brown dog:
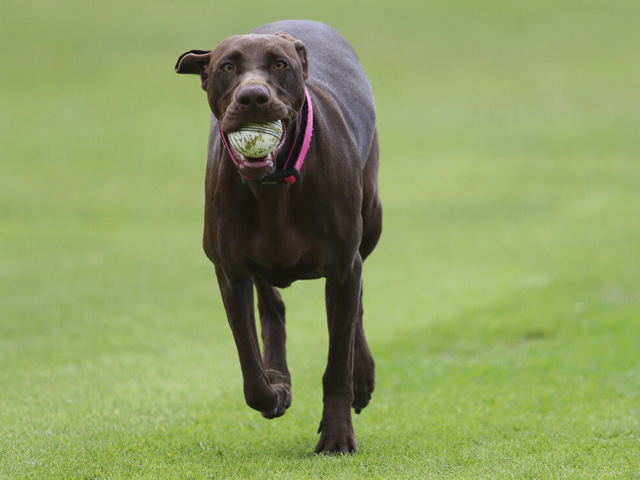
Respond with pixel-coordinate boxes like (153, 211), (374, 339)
(175, 20), (382, 454)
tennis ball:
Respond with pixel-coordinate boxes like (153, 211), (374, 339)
(228, 120), (284, 158)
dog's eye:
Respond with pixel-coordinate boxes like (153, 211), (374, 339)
(220, 63), (234, 73)
(274, 61), (287, 70)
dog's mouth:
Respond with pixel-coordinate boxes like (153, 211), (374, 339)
(230, 124), (287, 180)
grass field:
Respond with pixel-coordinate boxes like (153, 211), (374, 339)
(2, 0), (639, 478)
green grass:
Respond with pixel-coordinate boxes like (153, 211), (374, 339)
(2, 0), (639, 478)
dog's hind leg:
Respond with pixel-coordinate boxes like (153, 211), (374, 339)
(255, 277), (292, 418)
(215, 267), (291, 419)
(352, 129), (381, 414)
(352, 288), (375, 414)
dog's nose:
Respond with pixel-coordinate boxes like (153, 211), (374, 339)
(236, 85), (271, 108)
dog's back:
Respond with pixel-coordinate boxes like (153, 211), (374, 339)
(252, 20), (376, 164)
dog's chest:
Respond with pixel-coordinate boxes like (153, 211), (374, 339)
(241, 228), (325, 287)
(207, 210), (327, 286)
(205, 182), (360, 286)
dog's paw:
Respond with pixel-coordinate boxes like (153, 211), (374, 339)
(261, 370), (292, 419)
(314, 427), (358, 455)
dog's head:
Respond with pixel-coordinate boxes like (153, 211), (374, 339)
(176, 32), (308, 179)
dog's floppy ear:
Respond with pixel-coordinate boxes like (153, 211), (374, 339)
(274, 32), (308, 80)
(175, 50), (212, 91)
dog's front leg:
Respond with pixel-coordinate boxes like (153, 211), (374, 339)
(315, 254), (363, 455)
(255, 277), (292, 418)
(215, 266), (291, 418)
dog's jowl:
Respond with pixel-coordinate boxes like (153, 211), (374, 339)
(175, 20), (382, 454)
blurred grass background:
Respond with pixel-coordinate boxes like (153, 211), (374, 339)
(1, 0), (639, 478)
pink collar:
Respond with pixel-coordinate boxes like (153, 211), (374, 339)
(220, 86), (314, 185)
